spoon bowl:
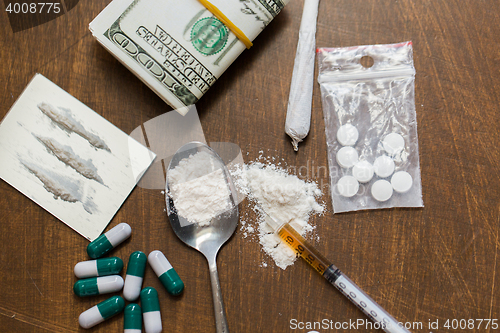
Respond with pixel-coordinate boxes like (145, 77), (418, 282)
(166, 142), (238, 333)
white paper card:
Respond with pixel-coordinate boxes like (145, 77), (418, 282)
(0, 74), (156, 241)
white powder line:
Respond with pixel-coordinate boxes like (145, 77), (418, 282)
(37, 102), (111, 152)
(33, 134), (104, 185)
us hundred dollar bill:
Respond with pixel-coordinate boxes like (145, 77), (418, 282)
(90, 0), (290, 114)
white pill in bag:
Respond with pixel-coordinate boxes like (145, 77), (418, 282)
(336, 147), (359, 168)
(337, 124), (359, 146)
(391, 171), (413, 193)
(383, 133), (405, 156)
(337, 176), (359, 198)
(371, 180), (393, 202)
(317, 42), (424, 213)
(352, 161), (374, 183)
(373, 156), (395, 178)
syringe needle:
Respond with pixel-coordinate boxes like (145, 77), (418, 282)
(265, 214), (411, 333)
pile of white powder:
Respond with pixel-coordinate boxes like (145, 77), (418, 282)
(168, 151), (231, 226)
(232, 161), (324, 269)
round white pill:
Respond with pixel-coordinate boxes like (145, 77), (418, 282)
(382, 133), (405, 155)
(337, 176), (359, 197)
(352, 161), (374, 183)
(373, 155), (395, 178)
(337, 124), (359, 146)
(336, 147), (359, 168)
(371, 180), (393, 202)
(391, 171), (413, 193)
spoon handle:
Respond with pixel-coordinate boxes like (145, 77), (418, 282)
(208, 256), (229, 333)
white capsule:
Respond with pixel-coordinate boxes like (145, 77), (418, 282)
(149, 250), (184, 296)
(123, 251), (147, 301)
(373, 155), (395, 178)
(73, 275), (124, 297)
(141, 287), (162, 333)
(87, 223), (132, 258)
(336, 146), (359, 168)
(124, 275), (144, 301)
(337, 124), (359, 146)
(148, 251), (173, 276)
(74, 261), (98, 278)
(74, 257), (123, 278)
(371, 180), (393, 202)
(391, 171), (413, 193)
(143, 311), (162, 333)
(79, 296), (125, 329)
(124, 303), (142, 333)
(98, 275), (124, 294)
(79, 305), (104, 329)
(106, 223), (132, 247)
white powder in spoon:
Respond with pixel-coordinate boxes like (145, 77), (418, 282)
(232, 161), (324, 269)
(168, 151), (231, 226)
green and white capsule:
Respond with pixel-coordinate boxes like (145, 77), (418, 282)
(73, 275), (124, 297)
(148, 250), (184, 296)
(74, 257), (124, 278)
(87, 223), (132, 258)
(141, 287), (162, 333)
(124, 303), (142, 333)
(123, 251), (147, 301)
(79, 295), (125, 329)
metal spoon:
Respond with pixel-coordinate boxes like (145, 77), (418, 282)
(165, 142), (238, 333)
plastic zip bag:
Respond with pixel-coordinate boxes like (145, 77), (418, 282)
(317, 42), (423, 213)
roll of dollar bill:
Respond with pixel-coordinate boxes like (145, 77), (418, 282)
(90, 0), (290, 114)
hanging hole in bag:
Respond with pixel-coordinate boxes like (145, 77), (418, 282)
(360, 55), (374, 68)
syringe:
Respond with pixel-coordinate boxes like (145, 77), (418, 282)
(264, 214), (411, 333)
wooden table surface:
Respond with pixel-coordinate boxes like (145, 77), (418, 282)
(1, 0), (499, 332)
